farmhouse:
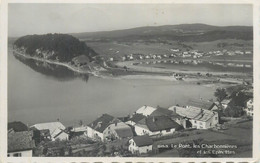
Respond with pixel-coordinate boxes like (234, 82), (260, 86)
(128, 135), (153, 155)
(168, 106), (219, 129)
(30, 121), (69, 141)
(86, 114), (120, 142)
(8, 131), (35, 157)
(103, 122), (133, 141)
(134, 115), (182, 136)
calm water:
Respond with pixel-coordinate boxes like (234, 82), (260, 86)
(8, 48), (216, 126)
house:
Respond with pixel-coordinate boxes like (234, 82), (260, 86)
(221, 99), (231, 109)
(246, 98), (253, 109)
(134, 115), (182, 136)
(244, 99), (253, 117)
(135, 105), (157, 117)
(70, 126), (88, 138)
(168, 106), (219, 129)
(86, 114), (120, 142)
(30, 122), (69, 141)
(8, 121), (28, 133)
(128, 135), (153, 155)
(109, 57), (114, 61)
(103, 122), (133, 141)
(8, 131), (35, 157)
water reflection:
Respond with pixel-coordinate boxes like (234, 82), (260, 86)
(14, 53), (89, 82)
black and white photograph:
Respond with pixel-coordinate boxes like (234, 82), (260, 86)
(7, 2), (256, 158)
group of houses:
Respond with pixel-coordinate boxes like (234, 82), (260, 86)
(8, 93), (254, 156)
(8, 101), (220, 156)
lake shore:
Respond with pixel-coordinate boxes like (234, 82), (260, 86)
(12, 49), (250, 85)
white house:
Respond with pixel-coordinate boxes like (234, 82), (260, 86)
(86, 114), (119, 142)
(30, 121), (69, 141)
(103, 122), (133, 141)
(244, 99), (253, 117)
(8, 131), (35, 157)
(168, 106), (219, 129)
(128, 135), (153, 155)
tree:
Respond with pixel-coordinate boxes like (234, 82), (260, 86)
(224, 105), (244, 117)
(214, 88), (227, 110)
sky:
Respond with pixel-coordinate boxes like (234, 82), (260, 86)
(8, 3), (253, 37)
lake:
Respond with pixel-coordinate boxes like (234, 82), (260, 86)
(8, 47), (216, 127)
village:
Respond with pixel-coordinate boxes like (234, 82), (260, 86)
(8, 83), (253, 157)
(105, 48), (252, 68)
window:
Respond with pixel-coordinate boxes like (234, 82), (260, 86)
(7, 154), (10, 157)
(13, 153), (21, 157)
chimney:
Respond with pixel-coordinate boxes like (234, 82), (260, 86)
(98, 122), (102, 128)
(115, 121), (117, 127)
(152, 117), (156, 122)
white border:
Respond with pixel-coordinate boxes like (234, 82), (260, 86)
(1, 0), (259, 162)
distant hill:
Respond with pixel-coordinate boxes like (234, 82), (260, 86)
(14, 34), (97, 62)
(72, 24), (253, 42)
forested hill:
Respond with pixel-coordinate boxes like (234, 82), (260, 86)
(72, 24), (253, 42)
(14, 34), (97, 62)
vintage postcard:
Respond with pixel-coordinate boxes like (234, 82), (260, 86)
(1, 0), (259, 162)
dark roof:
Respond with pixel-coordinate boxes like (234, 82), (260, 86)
(150, 107), (173, 117)
(146, 115), (182, 132)
(132, 135), (153, 147)
(129, 114), (146, 123)
(88, 114), (119, 133)
(8, 131), (35, 153)
(187, 99), (216, 110)
(8, 121), (28, 132)
(115, 128), (133, 138)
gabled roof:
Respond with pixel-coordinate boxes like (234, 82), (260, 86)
(169, 106), (216, 122)
(129, 114), (146, 123)
(88, 114), (119, 133)
(8, 131), (35, 153)
(8, 121), (28, 132)
(132, 135), (153, 147)
(136, 105), (157, 116)
(146, 116), (181, 132)
(150, 107), (173, 117)
(187, 99), (216, 110)
(115, 127), (133, 138)
(30, 121), (66, 139)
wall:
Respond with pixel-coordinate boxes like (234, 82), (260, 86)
(128, 139), (152, 154)
(8, 150), (32, 157)
(86, 126), (104, 141)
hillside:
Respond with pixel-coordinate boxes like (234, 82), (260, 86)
(72, 24), (253, 42)
(14, 34), (97, 62)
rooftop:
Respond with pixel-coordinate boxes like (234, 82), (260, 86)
(88, 114), (119, 133)
(8, 121), (28, 132)
(132, 135), (153, 147)
(186, 99), (216, 110)
(115, 127), (133, 138)
(30, 121), (66, 139)
(8, 131), (35, 153)
(136, 105), (157, 116)
(169, 106), (216, 122)
(146, 115), (182, 132)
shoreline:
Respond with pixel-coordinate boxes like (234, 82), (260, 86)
(12, 49), (251, 84)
